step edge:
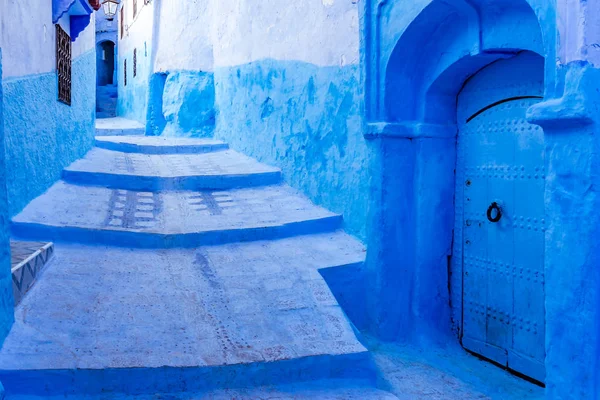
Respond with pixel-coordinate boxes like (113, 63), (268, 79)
(93, 140), (231, 155)
(61, 169), (283, 191)
(0, 350), (376, 397)
(10, 214), (344, 248)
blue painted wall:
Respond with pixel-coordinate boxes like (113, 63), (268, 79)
(161, 70), (216, 137)
(528, 60), (600, 400)
(118, 45), (151, 123)
(3, 50), (96, 216)
(145, 72), (167, 136)
(214, 60), (370, 239)
(0, 49), (15, 347)
(117, 0), (154, 123)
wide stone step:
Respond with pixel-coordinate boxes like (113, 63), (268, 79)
(96, 117), (145, 136)
(63, 148), (281, 191)
(11, 183), (342, 248)
(95, 135), (230, 154)
(0, 233), (372, 396)
(5, 382), (398, 399)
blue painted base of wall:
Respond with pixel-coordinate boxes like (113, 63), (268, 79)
(145, 72), (167, 136)
(214, 59), (369, 240)
(3, 50), (96, 217)
(161, 71), (216, 138)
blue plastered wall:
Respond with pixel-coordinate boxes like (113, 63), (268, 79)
(117, 0), (154, 123)
(0, 49), (15, 347)
(2, 2), (96, 217)
(528, 61), (600, 400)
(145, 1), (216, 137)
(4, 53), (96, 216)
(212, 1), (370, 240)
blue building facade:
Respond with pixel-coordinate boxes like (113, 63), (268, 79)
(1, 0), (97, 217)
(0, 0), (97, 330)
(0, 0), (598, 398)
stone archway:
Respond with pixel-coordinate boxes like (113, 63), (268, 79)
(96, 40), (116, 86)
(96, 39), (118, 118)
(363, 0), (547, 351)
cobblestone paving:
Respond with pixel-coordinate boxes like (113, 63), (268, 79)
(0, 233), (366, 371)
(13, 182), (340, 236)
(65, 148), (280, 178)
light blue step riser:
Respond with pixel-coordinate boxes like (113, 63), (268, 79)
(61, 170), (282, 191)
(0, 352), (375, 397)
(10, 216), (343, 249)
(95, 129), (146, 137)
(96, 112), (117, 119)
(94, 140), (230, 154)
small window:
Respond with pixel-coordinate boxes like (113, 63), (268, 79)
(56, 24), (72, 106)
(133, 0), (138, 18)
(120, 6), (124, 39)
(133, 49), (137, 77)
(124, 59), (127, 86)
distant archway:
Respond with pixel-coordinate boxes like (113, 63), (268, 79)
(96, 40), (116, 86)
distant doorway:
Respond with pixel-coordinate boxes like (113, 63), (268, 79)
(97, 41), (115, 86)
(96, 40), (118, 118)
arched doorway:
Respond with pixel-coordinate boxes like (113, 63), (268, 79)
(456, 51), (545, 382)
(364, 0), (549, 384)
(97, 41), (115, 86)
(96, 40), (118, 118)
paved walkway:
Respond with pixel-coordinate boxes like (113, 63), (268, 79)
(1, 133), (389, 398)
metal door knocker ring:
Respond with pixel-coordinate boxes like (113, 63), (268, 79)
(487, 202), (502, 223)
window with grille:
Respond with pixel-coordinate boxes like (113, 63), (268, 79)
(120, 6), (124, 39)
(124, 59), (127, 86)
(133, 49), (137, 77)
(133, 0), (138, 18)
(56, 24), (72, 106)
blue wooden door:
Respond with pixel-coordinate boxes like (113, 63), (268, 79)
(457, 52), (546, 383)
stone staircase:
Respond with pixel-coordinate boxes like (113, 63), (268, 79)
(96, 85), (117, 119)
(0, 130), (397, 398)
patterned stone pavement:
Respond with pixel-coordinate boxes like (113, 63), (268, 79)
(65, 148), (279, 179)
(11, 182), (341, 247)
(0, 234), (373, 395)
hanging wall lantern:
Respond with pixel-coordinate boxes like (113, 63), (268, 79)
(102, 0), (119, 20)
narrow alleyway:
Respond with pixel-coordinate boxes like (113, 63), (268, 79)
(0, 119), (546, 399)
(0, 119), (547, 399)
(0, 121), (394, 398)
